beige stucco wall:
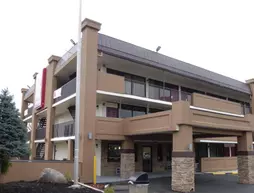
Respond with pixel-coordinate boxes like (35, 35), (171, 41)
(201, 157), (237, 172)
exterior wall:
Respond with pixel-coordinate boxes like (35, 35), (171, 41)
(201, 157), (237, 172)
(101, 141), (120, 176)
(96, 103), (105, 117)
(54, 110), (73, 124)
(124, 111), (172, 135)
(192, 93), (242, 114)
(53, 141), (68, 160)
(95, 140), (102, 176)
(0, 161), (74, 183)
(101, 141), (170, 176)
(97, 71), (125, 93)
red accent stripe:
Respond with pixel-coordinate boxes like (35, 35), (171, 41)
(40, 68), (47, 109)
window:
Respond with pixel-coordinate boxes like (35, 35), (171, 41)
(148, 79), (179, 102)
(120, 105), (133, 118)
(106, 107), (119, 118)
(210, 143), (224, 157)
(149, 79), (163, 100)
(120, 104), (146, 118)
(157, 144), (163, 161)
(107, 68), (146, 97)
(108, 143), (121, 162)
(134, 144), (138, 162)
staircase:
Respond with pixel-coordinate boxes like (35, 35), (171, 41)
(35, 143), (45, 160)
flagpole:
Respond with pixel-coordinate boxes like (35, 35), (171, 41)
(74, 0), (82, 185)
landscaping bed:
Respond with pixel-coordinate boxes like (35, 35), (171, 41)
(0, 181), (102, 193)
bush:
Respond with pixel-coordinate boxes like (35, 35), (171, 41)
(104, 185), (115, 193)
(1, 159), (12, 175)
(64, 172), (72, 182)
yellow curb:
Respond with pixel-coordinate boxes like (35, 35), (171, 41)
(232, 172), (238, 175)
(211, 172), (226, 175)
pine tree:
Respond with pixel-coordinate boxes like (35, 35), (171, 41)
(0, 88), (29, 173)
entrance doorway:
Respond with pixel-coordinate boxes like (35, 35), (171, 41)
(142, 146), (152, 172)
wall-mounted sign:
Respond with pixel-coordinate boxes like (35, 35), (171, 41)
(53, 87), (62, 99)
(34, 68), (47, 110)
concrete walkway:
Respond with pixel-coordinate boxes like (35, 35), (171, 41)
(113, 175), (254, 193)
(96, 172), (171, 184)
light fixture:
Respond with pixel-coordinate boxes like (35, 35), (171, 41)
(156, 46), (161, 53)
(70, 39), (76, 45)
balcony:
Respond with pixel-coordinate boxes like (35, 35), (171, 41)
(53, 72), (125, 104)
(124, 111), (172, 135)
(52, 121), (75, 138)
(54, 78), (76, 103)
(97, 71), (125, 93)
(191, 93), (242, 114)
(24, 106), (33, 119)
(55, 45), (77, 74)
(35, 128), (45, 140)
(24, 84), (35, 102)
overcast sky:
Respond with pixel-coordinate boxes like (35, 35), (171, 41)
(0, 0), (254, 110)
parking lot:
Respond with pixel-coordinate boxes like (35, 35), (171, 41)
(116, 174), (254, 193)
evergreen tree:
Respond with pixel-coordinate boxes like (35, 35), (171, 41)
(0, 88), (29, 173)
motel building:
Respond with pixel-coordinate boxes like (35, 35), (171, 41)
(19, 18), (254, 192)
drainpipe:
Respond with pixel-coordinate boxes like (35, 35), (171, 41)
(229, 147), (232, 157)
(119, 100), (122, 118)
(207, 143), (211, 157)
(179, 86), (182, 101)
(146, 78), (149, 98)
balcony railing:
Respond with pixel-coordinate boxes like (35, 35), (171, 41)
(35, 128), (45, 140)
(24, 84), (35, 100)
(55, 45), (77, 73)
(54, 78), (76, 103)
(52, 121), (75, 138)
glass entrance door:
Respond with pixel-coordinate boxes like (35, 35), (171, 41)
(142, 146), (152, 172)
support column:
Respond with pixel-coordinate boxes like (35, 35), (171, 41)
(30, 73), (38, 160)
(246, 79), (254, 113)
(68, 139), (74, 161)
(120, 137), (135, 179)
(78, 18), (101, 183)
(20, 88), (28, 119)
(44, 55), (60, 160)
(172, 125), (194, 192)
(237, 131), (254, 184)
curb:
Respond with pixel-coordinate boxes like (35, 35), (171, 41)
(208, 171), (238, 175)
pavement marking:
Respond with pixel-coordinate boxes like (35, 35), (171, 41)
(208, 171), (238, 175)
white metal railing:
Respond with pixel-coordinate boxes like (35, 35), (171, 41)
(55, 44), (77, 72)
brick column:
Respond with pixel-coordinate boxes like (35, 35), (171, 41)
(172, 125), (194, 192)
(237, 131), (254, 184)
(78, 18), (101, 183)
(20, 88), (28, 119)
(68, 139), (74, 161)
(44, 55), (60, 160)
(246, 79), (254, 113)
(120, 138), (135, 179)
(30, 73), (38, 160)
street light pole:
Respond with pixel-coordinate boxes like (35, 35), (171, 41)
(74, 0), (82, 185)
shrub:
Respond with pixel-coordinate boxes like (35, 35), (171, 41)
(104, 185), (115, 193)
(64, 172), (72, 182)
(1, 159), (12, 175)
